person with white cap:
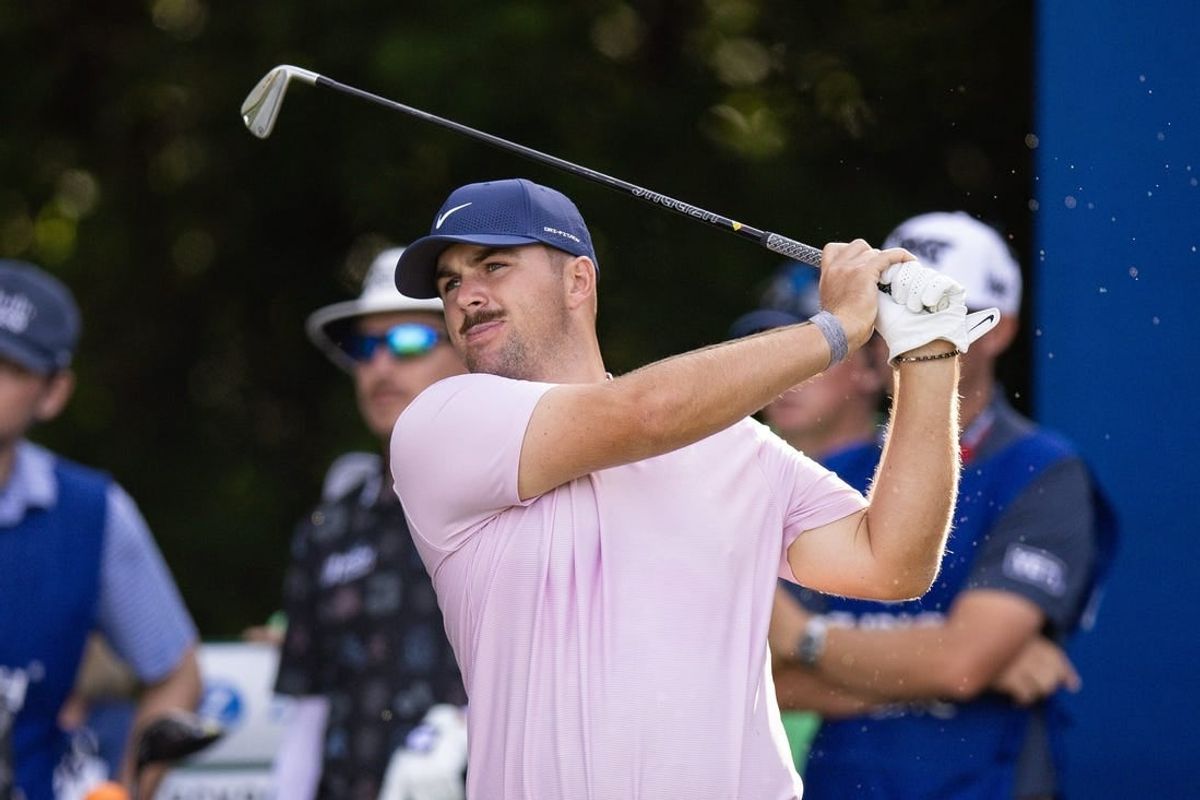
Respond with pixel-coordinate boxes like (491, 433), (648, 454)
(387, 178), (1001, 800)
(0, 260), (201, 800)
(770, 212), (1118, 800)
(269, 248), (468, 800)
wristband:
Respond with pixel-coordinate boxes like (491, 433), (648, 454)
(809, 310), (848, 368)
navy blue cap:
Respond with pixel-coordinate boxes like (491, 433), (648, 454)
(395, 178), (598, 298)
(728, 262), (821, 339)
(0, 260), (80, 374)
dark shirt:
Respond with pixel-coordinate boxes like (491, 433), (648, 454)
(275, 466), (464, 800)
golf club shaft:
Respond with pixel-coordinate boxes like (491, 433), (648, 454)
(312, 74), (824, 267)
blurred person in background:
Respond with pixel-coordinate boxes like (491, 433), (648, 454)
(0, 260), (201, 800)
(769, 214), (1118, 800)
(270, 248), (468, 800)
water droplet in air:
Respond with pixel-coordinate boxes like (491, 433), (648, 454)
(1064, 196), (1077, 208)
(1129, 267), (1139, 278)
(1098, 286), (1108, 293)
(1152, 317), (1160, 325)
(1025, 134), (1040, 149)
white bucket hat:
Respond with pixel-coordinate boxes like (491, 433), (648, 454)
(306, 246), (444, 372)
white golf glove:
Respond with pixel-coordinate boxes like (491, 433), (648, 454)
(377, 705), (467, 800)
(880, 261), (964, 312)
(876, 262), (1001, 362)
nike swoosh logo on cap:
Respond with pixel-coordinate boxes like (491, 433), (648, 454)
(436, 202), (473, 229)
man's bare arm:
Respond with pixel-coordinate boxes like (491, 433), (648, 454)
(518, 241), (902, 500)
(785, 346), (959, 600)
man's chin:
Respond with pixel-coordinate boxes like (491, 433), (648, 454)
(466, 357), (528, 381)
(366, 402), (410, 436)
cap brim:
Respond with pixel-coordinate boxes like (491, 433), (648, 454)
(394, 233), (543, 298)
(728, 308), (805, 339)
(0, 334), (56, 374)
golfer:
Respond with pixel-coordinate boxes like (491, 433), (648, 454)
(389, 178), (993, 799)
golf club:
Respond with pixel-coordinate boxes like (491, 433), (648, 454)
(240, 65), (825, 267)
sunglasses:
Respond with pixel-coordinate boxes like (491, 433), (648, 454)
(339, 323), (445, 362)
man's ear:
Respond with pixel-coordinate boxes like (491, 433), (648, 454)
(35, 369), (75, 422)
(563, 255), (598, 312)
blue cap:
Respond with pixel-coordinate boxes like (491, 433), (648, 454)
(728, 262), (821, 338)
(395, 178), (598, 298)
(0, 260), (80, 374)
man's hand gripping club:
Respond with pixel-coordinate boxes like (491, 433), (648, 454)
(875, 261), (1002, 362)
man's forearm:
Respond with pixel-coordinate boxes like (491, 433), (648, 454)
(524, 321), (845, 499)
(774, 664), (883, 717)
(814, 624), (975, 701)
(616, 321), (835, 455)
(861, 350), (960, 596)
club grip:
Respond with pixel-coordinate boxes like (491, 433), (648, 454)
(764, 234), (823, 267)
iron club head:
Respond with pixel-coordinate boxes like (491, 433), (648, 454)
(240, 64), (320, 138)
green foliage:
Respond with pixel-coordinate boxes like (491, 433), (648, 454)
(0, 0), (1033, 635)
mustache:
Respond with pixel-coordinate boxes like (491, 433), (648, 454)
(461, 309), (505, 336)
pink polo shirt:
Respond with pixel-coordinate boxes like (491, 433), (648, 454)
(392, 373), (867, 800)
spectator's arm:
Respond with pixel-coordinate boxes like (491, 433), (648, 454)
(119, 644), (202, 794)
(96, 483), (201, 793)
(773, 664), (881, 718)
(775, 590), (1045, 702)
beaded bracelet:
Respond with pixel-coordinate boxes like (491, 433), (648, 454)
(894, 348), (962, 364)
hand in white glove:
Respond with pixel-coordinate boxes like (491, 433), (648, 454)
(377, 705), (467, 800)
(879, 261), (965, 313)
(875, 262), (1001, 362)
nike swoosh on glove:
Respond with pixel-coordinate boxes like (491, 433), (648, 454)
(875, 293), (1001, 363)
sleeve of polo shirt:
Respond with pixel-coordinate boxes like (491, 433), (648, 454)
(964, 457), (1098, 633)
(751, 422), (869, 581)
(95, 483), (199, 683)
(391, 373), (553, 553)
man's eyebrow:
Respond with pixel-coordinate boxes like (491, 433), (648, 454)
(469, 247), (519, 264)
(436, 247), (521, 279)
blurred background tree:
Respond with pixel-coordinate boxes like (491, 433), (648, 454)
(0, 0), (1032, 635)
